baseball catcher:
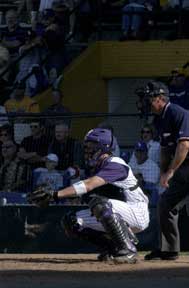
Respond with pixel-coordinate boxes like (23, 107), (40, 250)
(28, 128), (149, 263)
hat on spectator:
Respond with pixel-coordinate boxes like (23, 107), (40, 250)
(46, 153), (59, 162)
(134, 141), (148, 152)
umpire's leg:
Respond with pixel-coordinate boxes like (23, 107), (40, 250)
(159, 165), (189, 252)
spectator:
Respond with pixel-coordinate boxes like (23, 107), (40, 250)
(164, 0), (189, 38)
(35, 8), (67, 82)
(5, 81), (41, 144)
(0, 9), (28, 60)
(0, 45), (10, 105)
(129, 123), (160, 166)
(44, 88), (70, 114)
(129, 140), (160, 206)
(15, 30), (49, 97)
(0, 139), (31, 192)
(0, 124), (13, 165)
(120, 0), (156, 40)
(76, 0), (95, 42)
(48, 122), (84, 170)
(52, 0), (72, 36)
(0, 124), (13, 143)
(129, 140), (160, 250)
(43, 88), (71, 131)
(18, 0), (40, 24)
(18, 120), (50, 169)
(0, 106), (9, 127)
(4, 81), (40, 113)
(33, 151), (82, 205)
(168, 67), (189, 110)
(33, 153), (65, 190)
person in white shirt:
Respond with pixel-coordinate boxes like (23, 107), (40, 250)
(129, 140), (160, 206)
(129, 123), (160, 166)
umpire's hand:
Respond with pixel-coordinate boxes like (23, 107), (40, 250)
(160, 169), (174, 188)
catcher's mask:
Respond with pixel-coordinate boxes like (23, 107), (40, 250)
(84, 128), (114, 167)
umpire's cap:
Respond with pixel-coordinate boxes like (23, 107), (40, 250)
(145, 81), (169, 98)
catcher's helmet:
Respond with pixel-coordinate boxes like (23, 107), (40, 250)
(144, 81), (169, 98)
(84, 128), (113, 152)
(84, 128), (114, 167)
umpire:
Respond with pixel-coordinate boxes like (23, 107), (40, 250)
(143, 80), (189, 260)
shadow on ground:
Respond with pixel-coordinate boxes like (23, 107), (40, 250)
(0, 262), (189, 288)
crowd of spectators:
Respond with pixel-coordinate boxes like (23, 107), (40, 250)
(0, 119), (85, 199)
(0, 2), (188, 195)
(0, 0), (188, 106)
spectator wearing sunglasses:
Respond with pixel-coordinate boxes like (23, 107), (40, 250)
(18, 120), (50, 169)
(129, 123), (160, 166)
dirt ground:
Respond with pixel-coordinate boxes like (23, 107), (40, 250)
(0, 254), (188, 288)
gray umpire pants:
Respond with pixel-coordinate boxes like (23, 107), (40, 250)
(159, 162), (189, 252)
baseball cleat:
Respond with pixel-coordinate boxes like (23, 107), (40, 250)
(113, 251), (137, 264)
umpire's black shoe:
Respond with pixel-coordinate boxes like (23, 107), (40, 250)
(144, 250), (162, 260)
(144, 250), (178, 261)
(161, 251), (179, 260)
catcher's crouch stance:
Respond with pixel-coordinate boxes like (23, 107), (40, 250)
(29, 128), (149, 264)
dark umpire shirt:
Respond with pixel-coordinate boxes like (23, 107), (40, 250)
(154, 102), (189, 160)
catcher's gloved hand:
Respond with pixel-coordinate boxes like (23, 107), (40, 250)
(27, 184), (59, 208)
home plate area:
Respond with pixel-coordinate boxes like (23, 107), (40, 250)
(0, 254), (189, 288)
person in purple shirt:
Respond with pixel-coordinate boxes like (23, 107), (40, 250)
(36, 127), (149, 263)
(142, 81), (189, 261)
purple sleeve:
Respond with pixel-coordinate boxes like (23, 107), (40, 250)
(96, 161), (129, 183)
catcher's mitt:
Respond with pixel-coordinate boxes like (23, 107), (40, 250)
(27, 184), (58, 208)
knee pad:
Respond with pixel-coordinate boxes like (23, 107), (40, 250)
(88, 196), (112, 220)
(61, 211), (80, 237)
